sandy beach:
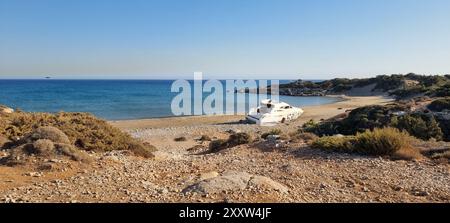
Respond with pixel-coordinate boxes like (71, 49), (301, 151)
(110, 96), (392, 130)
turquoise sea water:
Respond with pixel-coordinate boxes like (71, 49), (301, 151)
(0, 80), (339, 120)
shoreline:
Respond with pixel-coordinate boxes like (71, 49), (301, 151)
(110, 95), (394, 130)
(105, 94), (346, 121)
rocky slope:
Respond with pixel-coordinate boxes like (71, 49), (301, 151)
(1, 122), (449, 203)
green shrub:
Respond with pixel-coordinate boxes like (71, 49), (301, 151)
(302, 119), (341, 136)
(428, 98), (450, 112)
(435, 117), (450, 141)
(353, 128), (414, 155)
(261, 129), (282, 139)
(431, 84), (450, 97)
(311, 135), (355, 153)
(393, 114), (443, 141)
(311, 128), (416, 156)
(303, 102), (448, 142)
(302, 120), (319, 132)
(392, 86), (427, 98)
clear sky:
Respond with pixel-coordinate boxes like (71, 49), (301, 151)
(1, 0), (449, 79)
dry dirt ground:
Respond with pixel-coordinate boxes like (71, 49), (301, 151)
(1, 96), (449, 203)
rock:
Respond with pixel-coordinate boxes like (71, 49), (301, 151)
(266, 135), (280, 142)
(25, 172), (43, 177)
(248, 176), (289, 194)
(411, 187), (429, 197)
(157, 188), (169, 194)
(38, 163), (55, 170)
(199, 171), (219, 180)
(0, 105), (14, 114)
(183, 171), (288, 195)
(141, 180), (158, 190)
(183, 171), (252, 194)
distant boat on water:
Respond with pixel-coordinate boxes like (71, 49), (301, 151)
(45, 76), (51, 79)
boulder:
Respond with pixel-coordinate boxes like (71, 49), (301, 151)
(199, 171), (219, 180)
(183, 171), (289, 194)
(0, 105), (14, 114)
(266, 135), (281, 142)
(248, 176), (289, 194)
(183, 171), (251, 194)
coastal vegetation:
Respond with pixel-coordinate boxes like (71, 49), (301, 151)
(209, 132), (252, 152)
(302, 98), (449, 142)
(0, 109), (156, 166)
(428, 97), (450, 112)
(278, 73), (450, 98)
(311, 128), (422, 160)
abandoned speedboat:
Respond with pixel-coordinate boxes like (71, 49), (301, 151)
(246, 99), (304, 126)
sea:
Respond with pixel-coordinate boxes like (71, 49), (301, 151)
(0, 79), (340, 120)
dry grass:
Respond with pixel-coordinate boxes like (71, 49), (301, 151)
(31, 139), (55, 156)
(289, 131), (319, 143)
(353, 128), (415, 156)
(128, 142), (157, 158)
(25, 126), (70, 144)
(209, 132), (252, 153)
(311, 135), (355, 153)
(55, 143), (93, 163)
(311, 127), (422, 160)
(0, 111), (156, 159)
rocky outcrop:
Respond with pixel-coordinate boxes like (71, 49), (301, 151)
(183, 171), (289, 195)
(0, 105), (14, 114)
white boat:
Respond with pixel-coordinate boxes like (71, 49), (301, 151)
(246, 99), (304, 126)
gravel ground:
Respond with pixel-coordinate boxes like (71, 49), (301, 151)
(1, 123), (449, 203)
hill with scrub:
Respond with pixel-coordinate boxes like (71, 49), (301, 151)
(277, 73), (450, 98)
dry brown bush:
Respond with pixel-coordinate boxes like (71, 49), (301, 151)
(31, 139), (55, 156)
(0, 111), (156, 155)
(26, 127), (70, 144)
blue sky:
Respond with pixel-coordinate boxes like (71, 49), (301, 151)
(0, 0), (449, 79)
